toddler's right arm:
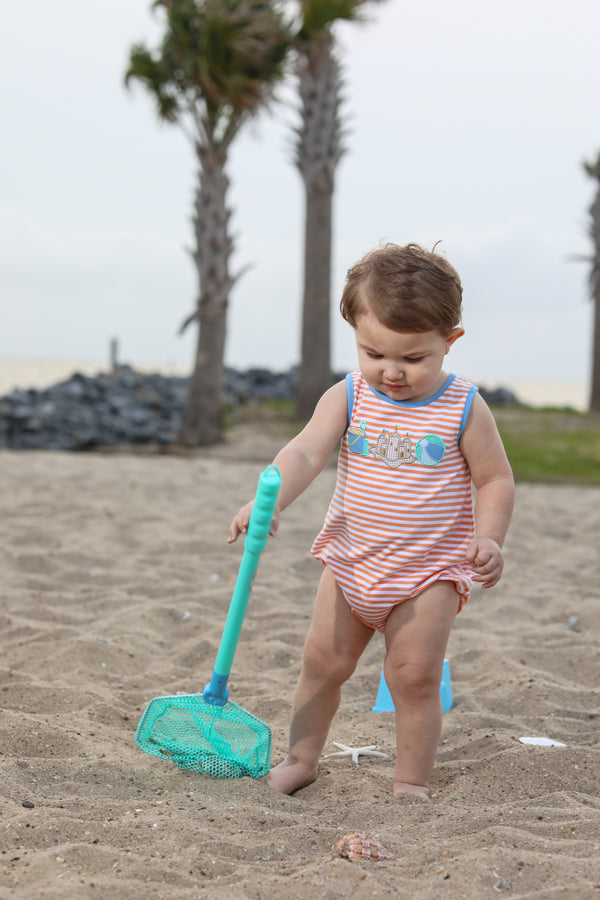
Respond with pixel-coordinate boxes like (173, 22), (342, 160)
(227, 379), (348, 543)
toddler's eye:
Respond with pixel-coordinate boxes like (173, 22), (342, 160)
(405, 356), (424, 363)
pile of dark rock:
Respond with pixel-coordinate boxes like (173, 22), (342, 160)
(0, 365), (517, 451)
(0, 366), (299, 451)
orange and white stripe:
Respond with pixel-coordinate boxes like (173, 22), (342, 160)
(311, 371), (478, 630)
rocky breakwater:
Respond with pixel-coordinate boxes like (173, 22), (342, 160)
(0, 366), (516, 451)
(0, 366), (299, 450)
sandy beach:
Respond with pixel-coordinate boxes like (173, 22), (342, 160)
(1, 423), (599, 899)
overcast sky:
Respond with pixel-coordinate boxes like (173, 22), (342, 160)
(2, 0), (599, 393)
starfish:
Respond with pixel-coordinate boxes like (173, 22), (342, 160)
(323, 741), (390, 766)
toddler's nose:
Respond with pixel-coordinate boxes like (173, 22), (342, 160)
(384, 364), (404, 382)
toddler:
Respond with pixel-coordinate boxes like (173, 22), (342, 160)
(229, 243), (515, 800)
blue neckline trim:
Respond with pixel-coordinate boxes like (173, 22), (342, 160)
(368, 373), (456, 407)
(346, 372), (478, 447)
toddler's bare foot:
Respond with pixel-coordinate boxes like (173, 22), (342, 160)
(266, 758), (318, 795)
(393, 781), (431, 802)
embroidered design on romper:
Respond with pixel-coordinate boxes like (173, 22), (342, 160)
(415, 434), (446, 466)
(371, 428), (416, 468)
(415, 434), (446, 465)
(347, 420), (447, 468)
(347, 420), (369, 456)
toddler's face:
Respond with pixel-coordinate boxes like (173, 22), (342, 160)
(354, 309), (463, 403)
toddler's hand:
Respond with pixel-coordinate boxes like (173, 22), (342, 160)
(228, 501), (254, 543)
(465, 536), (504, 588)
(227, 502), (280, 543)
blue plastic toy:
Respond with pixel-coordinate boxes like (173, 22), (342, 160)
(373, 658), (453, 713)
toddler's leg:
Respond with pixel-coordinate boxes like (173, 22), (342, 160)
(268, 566), (373, 794)
(383, 581), (459, 800)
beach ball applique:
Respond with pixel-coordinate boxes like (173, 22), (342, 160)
(415, 434), (446, 466)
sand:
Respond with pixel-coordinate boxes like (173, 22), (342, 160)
(1, 424), (599, 899)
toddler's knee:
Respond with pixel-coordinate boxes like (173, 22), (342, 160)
(384, 659), (440, 700)
(302, 639), (357, 684)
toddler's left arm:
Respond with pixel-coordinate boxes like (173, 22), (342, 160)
(460, 393), (515, 589)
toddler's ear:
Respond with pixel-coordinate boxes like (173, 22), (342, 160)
(445, 327), (464, 353)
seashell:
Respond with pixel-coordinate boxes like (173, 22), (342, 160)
(336, 832), (395, 861)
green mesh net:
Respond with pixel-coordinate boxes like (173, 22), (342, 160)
(135, 693), (271, 778)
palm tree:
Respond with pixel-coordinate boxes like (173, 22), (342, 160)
(125, 0), (290, 445)
(583, 153), (600, 413)
(293, 0), (385, 420)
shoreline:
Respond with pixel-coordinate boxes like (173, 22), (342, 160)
(0, 357), (589, 411)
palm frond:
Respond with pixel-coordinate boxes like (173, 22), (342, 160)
(298, 0), (385, 40)
(583, 152), (600, 181)
(126, 0), (292, 143)
(125, 44), (183, 123)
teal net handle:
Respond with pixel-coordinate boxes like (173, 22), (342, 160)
(203, 465), (281, 706)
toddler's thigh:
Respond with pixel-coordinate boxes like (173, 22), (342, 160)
(384, 580), (459, 673)
(304, 566), (373, 666)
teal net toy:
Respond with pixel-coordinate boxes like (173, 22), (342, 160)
(135, 465), (281, 779)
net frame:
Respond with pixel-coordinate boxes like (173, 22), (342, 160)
(135, 692), (272, 778)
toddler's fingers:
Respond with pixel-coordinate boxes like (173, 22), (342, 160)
(268, 506), (281, 537)
(227, 501), (254, 543)
(227, 516), (248, 543)
(466, 541), (491, 565)
(472, 557), (503, 587)
(466, 545), (488, 568)
(474, 554), (495, 572)
(479, 572), (501, 588)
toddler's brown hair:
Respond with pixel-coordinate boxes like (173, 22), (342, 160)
(340, 243), (463, 336)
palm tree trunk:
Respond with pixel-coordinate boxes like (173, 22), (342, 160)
(295, 33), (344, 420)
(591, 289), (600, 413)
(589, 188), (600, 413)
(586, 186), (600, 413)
(180, 306), (228, 446)
(297, 185), (333, 419)
(178, 144), (233, 446)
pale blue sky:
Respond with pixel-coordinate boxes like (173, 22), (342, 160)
(1, 0), (599, 393)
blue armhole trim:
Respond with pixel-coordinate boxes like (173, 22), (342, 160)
(346, 374), (354, 428)
(458, 385), (478, 443)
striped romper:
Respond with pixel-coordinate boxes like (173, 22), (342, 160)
(311, 371), (478, 631)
